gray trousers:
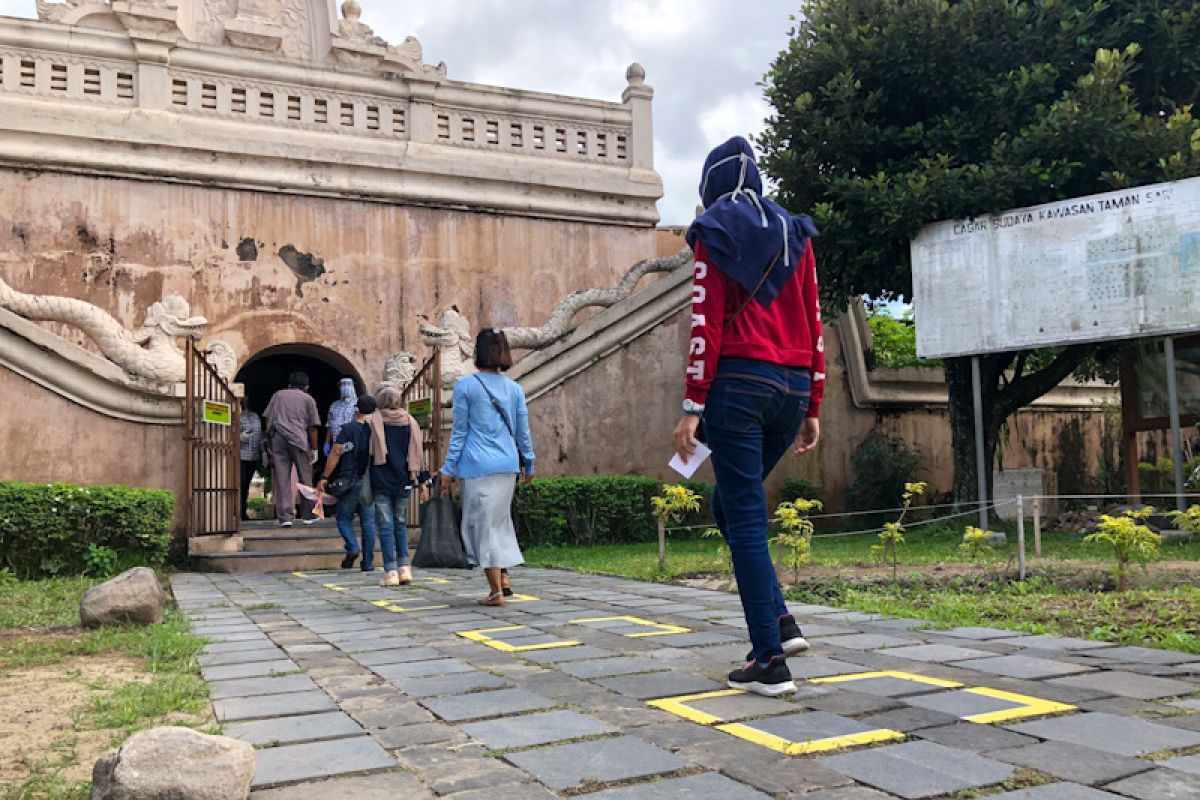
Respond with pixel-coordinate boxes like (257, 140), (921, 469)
(270, 434), (313, 523)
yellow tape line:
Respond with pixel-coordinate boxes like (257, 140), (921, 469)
(323, 583), (348, 592)
(292, 571), (308, 578)
(960, 687), (1075, 724)
(717, 722), (906, 755)
(646, 689), (743, 725)
(810, 670), (963, 689)
(570, 615), (692, 637)
(457, 626), (580, 653)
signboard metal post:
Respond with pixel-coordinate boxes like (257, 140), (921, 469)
(1164, 337), (1187, 511)
(971, 356), (988, 530)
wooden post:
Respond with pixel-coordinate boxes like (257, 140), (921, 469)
(1016, 495), (1026, 581)
(657, 520), (666, 571)
(1033, 495), (1042, 559)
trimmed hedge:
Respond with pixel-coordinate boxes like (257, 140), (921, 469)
(514, 476), (712, 548)
(0, 481), (174, 578)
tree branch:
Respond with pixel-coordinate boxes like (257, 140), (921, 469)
(994, 343), (1095, 419)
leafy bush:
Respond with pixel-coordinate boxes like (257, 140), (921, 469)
(0, 481), (173, 578)
(867, 309), (942, 369)
(779, 478), (823, 505)
(847, 432), (924, 522)
(1085, 507), (1161, 591)
(514, 476), (712, 548)
(774, 498), (821, 583)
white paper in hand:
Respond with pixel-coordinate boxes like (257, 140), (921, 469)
(669, 441), (711, 479)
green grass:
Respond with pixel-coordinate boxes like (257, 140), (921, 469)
(0, 576), (211, 799)
(524, 534), (1200, 653)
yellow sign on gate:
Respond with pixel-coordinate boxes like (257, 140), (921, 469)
(203, 400), (232, 426)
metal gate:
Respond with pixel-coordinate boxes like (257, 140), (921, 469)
(401, 351), (443, 528)
(185, 343), (241, 537)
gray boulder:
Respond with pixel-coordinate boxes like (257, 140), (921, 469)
(80, 567), (166, 628)
(91, 726), (256, 800)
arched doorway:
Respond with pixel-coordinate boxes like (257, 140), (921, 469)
(235, 343), (365, 446)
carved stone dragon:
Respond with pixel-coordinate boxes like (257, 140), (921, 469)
(0, 276), (207, 383)
(418, 306), (474, 390)
(504, 247), (692, 349)
(382, 350), (418, 391)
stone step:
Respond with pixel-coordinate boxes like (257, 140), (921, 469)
(191, 549), (346, 573)
(242, 532), (346, 554)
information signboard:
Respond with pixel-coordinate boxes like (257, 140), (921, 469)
(912, 176), (1200, 359)
(202, 400), (232, 426)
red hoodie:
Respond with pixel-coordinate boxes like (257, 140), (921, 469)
(684, 240), (825, 418)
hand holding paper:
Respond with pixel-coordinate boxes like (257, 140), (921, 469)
(669, 441), (711, 479)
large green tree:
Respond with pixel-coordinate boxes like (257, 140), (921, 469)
(760, 0), (1200, 506)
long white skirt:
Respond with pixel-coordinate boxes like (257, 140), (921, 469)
(460, 473), (523, 569)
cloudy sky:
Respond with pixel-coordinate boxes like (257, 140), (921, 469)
(0, 0), (801, 224)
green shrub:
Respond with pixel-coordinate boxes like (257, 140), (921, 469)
(780, 478), (823, 505)
(514, 475), (712, 548)
(0, 481), (173, 578)
(847, 432), (924, 524)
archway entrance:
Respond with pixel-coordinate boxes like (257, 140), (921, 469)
(236, 343), (364, 425)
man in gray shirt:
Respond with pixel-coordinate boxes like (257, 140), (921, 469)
(264, 371), (321, 526)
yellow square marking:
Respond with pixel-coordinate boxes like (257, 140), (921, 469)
(959, 687), (1075, 724)
(457, 625), (579, 653)
(810, 671), (963, 689)
(505, 593), (540, 603)
(370, 598), (448, 612)
(322, 583), (348, 593)
(646, 688), (905, 755)
(414, 576), (452, 584)
(292, 571), (308, 578)
(570, 615), (692, 637)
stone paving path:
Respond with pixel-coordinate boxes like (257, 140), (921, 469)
(171, 569), (1200, 799)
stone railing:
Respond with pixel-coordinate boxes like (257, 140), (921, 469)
(0, 15), (657, 224)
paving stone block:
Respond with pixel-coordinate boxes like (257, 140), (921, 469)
(787, 656), (870, 679)
(791, 788), (898, 800)
(949, 655), (1095, 680)
(801, 690), (905, 717)
(582, 772), (770, 799)
(593, 671), (725, 700)
(371, 722), (466, 749)
(686, 691), (801, 722)
(679, 738), (855, 795)
(1046, 670), (1196, 700)
(459, 709), (616, 749)
(356, 647), (449, 667)
(815, 633), (918, 650)
(214, 689), (338, 722)
(420, 687), (557, 722)
(934, 626), (1026, 640)
(198, 647), (288, 666)
(249, 770), (434, 799)
(989, 636), (1115, 651)
(743, 710), (898, 742)
(201, 659), (300, 682)
(371, 659), (476, 680)
(820, 740), (1015, 799)
(392, 671), (510, 699)
(990, 740), (1153, 785)
(651, 632), (740, 647)
(857, 706), (962, 732)
(634, 720), (739, 751)
(879, 644), (996, 662)
(1161, 753), (1200, 775)
(224, 710), (363, 746)
(519, 645), (615, 663)
(1008, 712), (1200, 756)
(1103, 767), (1200, 799)
(209, 674), (318, 699)
(905, 688), (1033, 718)
(250, 736), (396, 788)
(825, 676), (951, 698)
(913, 722), (1037, 752)
(984, 785), (1125, 799)
(503, 735), (684, 790)
(1097, 647), (1200, 665)
(557, 657), (664, 679)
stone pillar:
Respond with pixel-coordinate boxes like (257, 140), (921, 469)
(621, 63), (654, 171)
(407, 77), (438, 143)
(132, 39), (171, 110)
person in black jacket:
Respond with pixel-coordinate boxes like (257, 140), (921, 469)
(369, 385), (431, 586)
(317, 396), (378, 570)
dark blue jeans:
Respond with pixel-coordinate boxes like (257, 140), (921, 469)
(375, 487), (412, 571)
(335, 481), (377, 569)
(704, 358), (810, 665)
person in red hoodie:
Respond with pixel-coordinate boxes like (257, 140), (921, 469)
(674, 136), (824, 696)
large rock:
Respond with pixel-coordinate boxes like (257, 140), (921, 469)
(80, 567), (166, 628)
(91, 726), (256, 800)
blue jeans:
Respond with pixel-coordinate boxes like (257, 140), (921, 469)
(335, 480), (377, 569)
(704, 358), (810, 665)
(375, 487), (412, 571)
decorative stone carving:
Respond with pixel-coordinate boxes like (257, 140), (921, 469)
(223, 0), (284, 52)
(36, 0), (88, 23)
(505, 248), (692, 350)
(204, 340), (238, 382)
(419, 306), (474, 390)
(0, 277), (206, 384)
(382, 350), (418, 390)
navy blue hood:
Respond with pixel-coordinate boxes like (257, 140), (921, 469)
(686, 136), (818, 307)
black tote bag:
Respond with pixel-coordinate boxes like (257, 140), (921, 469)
(412, 484), (469, 569)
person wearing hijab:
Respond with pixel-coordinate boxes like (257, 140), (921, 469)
(325, 377), (358, 457)
(673, 136), (824, 697)
(439, 329), (535, 606)
(368, 385), (431, 586)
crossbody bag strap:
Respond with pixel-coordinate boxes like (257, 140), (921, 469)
(725, 248), (784, 329)
(473, 375), (519, 450)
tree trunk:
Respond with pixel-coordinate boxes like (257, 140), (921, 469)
(945, 346), (1096, 521)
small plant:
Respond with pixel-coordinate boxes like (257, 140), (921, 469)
(651, 484), (702, 570)
(83, 543), (120, 578)
(0, 567), (17, 588)
(1170, 504), (1200, 536)
(871, 482), (925, 582)
(959, 526), (994, 564)
(1084, 507), (1161, 591)
(847, 433), (924, 526)
(702, 527), (733, 582)
(774, 498), (822, 584)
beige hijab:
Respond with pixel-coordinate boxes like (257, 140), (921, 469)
(367, 385), (426, 481)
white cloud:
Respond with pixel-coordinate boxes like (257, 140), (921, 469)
(0, 0), (800, 226)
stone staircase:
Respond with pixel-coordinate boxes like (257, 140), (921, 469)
(190, 520), (347, 573)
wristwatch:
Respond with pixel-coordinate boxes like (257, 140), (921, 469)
(681, 399), (705, 416)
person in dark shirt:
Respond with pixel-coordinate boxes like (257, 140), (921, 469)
(368, 385), (430, 586)
(317, 396), (378, 570)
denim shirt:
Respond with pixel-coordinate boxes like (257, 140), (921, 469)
(440, 373), (535, 479)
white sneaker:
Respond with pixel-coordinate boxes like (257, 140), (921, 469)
(280, 520), (293, 528)
(380, 570), (400, 587)
(398, 565), (413, 585)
